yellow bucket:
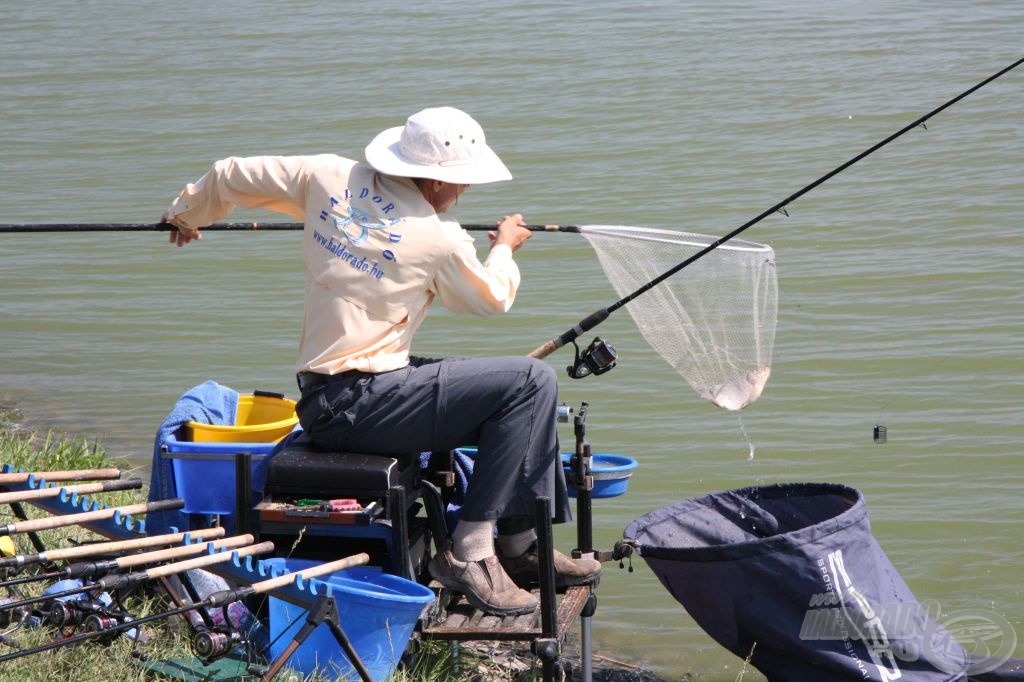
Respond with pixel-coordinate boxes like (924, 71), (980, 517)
(186, 393), (298, 443)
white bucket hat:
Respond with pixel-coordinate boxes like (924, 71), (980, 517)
(364, 107), (512, 185)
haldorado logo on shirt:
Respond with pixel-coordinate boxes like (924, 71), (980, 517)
(313, 191), (404, 280)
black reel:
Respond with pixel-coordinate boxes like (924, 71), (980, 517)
(49, 600), (89, 628)
(84, 613), (124, 644)
(567, 337), (617, 379)
(194, 628), (243, 661)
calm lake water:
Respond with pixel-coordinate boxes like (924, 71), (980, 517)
(2, 2), (1022, 678)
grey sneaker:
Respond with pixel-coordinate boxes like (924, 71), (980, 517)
(498, 542), (603, 589)
(429, 546), (538, 616)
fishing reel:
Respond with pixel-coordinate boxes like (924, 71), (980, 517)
(566, 337), (617, 379)
(49, 599), (92, 628)
(84, 613), (124, 643)
(194, 627), (243, 661)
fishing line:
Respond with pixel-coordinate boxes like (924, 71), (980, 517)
(871, 354), (956, 444)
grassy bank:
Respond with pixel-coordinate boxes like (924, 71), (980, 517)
(0, 405), (193, 681)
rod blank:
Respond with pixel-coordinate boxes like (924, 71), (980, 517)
(0, 468), (121, 484)
(246, 552), (370, 597)
(0, 222), (578, 233)
(0, 478), (143, 505)
(108, 533), (255, 571)
(0, 498), (183, 536)
(0, 526), (226, 569)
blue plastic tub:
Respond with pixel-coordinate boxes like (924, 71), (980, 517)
(162, 434), (276, 514)
(561, 452), (638, 498)
(454, 447), (639, 499)
(265, 557), (435, 681)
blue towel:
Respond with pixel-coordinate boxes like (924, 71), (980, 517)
(419, 447), (475, 532)
(250, 428), (304, 495)
(146, 380), (239, 536)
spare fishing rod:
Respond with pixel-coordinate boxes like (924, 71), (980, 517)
(0, 541), (274, 663)
(0, 551), (366, 665)
(0, 526), (224, 571)
(0, 534), (254, 591)
(0, 498), (183, 537)
(0, 222), (580, 233)
(0, 478), (143, 506)
(0, 468), (121, 485)
(528, 56), (1024, 361)
(0, 536), (261, 614)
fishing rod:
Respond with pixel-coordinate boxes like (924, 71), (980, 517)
(0, 468), (121, 485)
(528, 56), (1024, 360)
(0, 222), (579, 233)
(0, 478), (142, 506)
(0, 540), (273, 622)
(0, 498), (183, 537)
(0, 534), (254, 591)
(0, 526), (224, 571)
(0, 551), (367, 665)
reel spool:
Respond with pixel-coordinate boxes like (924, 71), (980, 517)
(567, 337), (617, 379)
(193, 628), (243, 661)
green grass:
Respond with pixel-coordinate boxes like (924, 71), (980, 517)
(0, 408), (529, 681)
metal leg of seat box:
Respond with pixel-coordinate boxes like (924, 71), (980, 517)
(533, 496), (563, 682)
(419, 479), (450, 556)
(235, 451), (255, 538)
(259, 593), (371, 682)
(388, 485), (412, 580)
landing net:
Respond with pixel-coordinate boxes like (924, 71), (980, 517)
(579, 225), (777, 410)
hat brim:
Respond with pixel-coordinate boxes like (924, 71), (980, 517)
(364, 125), (513, 185)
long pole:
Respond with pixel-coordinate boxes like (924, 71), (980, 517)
(0, 222), (578, 233)
(527, 56), (1024, 359)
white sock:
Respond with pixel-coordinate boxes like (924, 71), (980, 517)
(451, 519), (495, 562)
(496, 529), (537, 558)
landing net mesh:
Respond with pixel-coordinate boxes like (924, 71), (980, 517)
(580, 225), (777, 410)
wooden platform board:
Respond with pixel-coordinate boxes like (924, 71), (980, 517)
(420, 584), (592, 642)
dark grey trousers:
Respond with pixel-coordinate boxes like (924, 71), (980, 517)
(295, 356), (571, 526)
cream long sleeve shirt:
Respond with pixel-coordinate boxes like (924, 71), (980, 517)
(164, 154), (520, 374)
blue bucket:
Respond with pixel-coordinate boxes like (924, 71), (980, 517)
(561, 452), (638, 498)
(162, 434), (276, 514)
(265, 558), (435, 681)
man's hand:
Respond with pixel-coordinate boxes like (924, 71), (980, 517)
(163, 212), (201, 247)
(489, 214), (531, 252)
